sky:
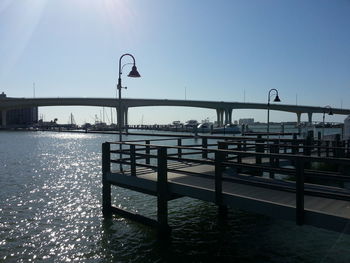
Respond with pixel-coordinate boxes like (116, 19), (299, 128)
(0, 0), (349, 125)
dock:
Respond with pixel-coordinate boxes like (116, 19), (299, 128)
(102, 134), (350, 236)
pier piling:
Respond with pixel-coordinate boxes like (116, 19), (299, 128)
(145, 140), (150, 164)
(202, 137), (208, 159)
(102, 142), (112, 217)
(157, 147), (171, 235)
(215, 150), (228, 216)
(296, 158), (305, 225)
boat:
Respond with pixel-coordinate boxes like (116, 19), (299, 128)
(184, 120), (198, 127)
(197, 122), (213, 133)
(212, 124), (241, 134)
(172, 121), (183, 127)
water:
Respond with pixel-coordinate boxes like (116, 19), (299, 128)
(1, 131), (350, 263)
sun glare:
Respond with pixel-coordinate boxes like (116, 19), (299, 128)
(76, 0), (135, 28)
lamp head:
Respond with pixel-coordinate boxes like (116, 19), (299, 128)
(273, 95), (281, 102)
(128, 65), (141, 78)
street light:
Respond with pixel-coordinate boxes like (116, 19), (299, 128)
(117, 53), (141, 172)
(266, 88), (281, 148)
(322, 105), (333, 139)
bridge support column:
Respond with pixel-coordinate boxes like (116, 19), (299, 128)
(220, 110), (224, 126)
(116, 107), (125, 129)
(224, 110), (229, 125)
(216, 109), (224, 126)
(216, 109), (220, 126)
(124, 107), (128, 127)
(228, 109), (232, 124)
(307, 112), (312, 125)
(1, 110), (7, 127)
(296, 112), (301, 126)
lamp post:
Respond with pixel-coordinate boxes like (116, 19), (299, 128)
(266, 88), (281, 148)
(322, 105), (333, 139)
(117, 53), (141, 172)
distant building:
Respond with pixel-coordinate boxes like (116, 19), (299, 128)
(0, 92), (38, 127)
(239, 118), (254, 125)
(6, 108), (38, 126)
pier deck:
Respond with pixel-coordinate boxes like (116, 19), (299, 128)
(107, 163), (350, 234)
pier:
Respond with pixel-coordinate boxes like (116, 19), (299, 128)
(102, 134), (350, 236)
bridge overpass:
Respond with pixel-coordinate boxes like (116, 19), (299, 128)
(1, 97), (350, 127)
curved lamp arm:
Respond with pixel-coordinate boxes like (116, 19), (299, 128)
(119, 53), (136, 77)
(268, 88), (280, 105)
(117, 53), (140, 90)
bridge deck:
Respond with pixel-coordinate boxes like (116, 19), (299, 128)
(107, 163), (350, 234)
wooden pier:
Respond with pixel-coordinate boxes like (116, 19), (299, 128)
(102, 134), (350, 236)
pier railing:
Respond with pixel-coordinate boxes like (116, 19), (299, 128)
(111, 135), (350, 167)
(102, 135), (350, 233)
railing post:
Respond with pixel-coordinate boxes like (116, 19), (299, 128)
(274, 140), (280, 166)
(218, 141), (228, 161)
(237, 141), (242, 163)
(304, 135), (312, 156)
(296, 158), (304, 225)
(326, 141), (330, 157)
(241, 124), (245, 136)
(130, 144), (136, 176)
(237, 141), (242, 173)
(102, 142), (112, 216)
(215, 150), (227, 215)
(304, 135), (312, 169)
(331, 140), (336, 157)
(157, 147), (170, 235)
(145, 140), (150, 165)
(202, 137), (208, 159)
(177, 139), (182, 159)
(292, 133), (298, 154)
(255, 135), (263, 167)
(335, 134), (342, 158)
(339, 141), (345, 158)
(317, 132), (321, 156)
(269, 143), (275, 179)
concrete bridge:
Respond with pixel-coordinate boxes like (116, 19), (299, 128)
(1, 97), (350, 127)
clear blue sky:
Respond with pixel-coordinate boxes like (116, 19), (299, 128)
(1, 0), (349, 124)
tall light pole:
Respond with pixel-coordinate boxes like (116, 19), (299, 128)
(266, 88), (281, 147)
(117, 53), (141, 172)
(322, 105), (333, 139)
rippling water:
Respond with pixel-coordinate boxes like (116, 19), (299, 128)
(1, 131), (350, 263)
